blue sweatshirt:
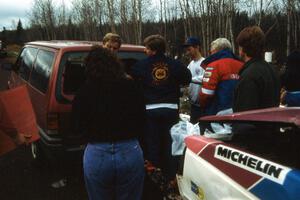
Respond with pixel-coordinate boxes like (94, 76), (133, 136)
(131, 53), (191, 105)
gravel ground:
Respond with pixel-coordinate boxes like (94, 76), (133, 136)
(0, 146), (87, 200)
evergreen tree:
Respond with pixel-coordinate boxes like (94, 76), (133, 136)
(16, 19), (24, 44)
(1, 27), (7, 48)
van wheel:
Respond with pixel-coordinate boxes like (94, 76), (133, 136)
(31, 141), (45, 166)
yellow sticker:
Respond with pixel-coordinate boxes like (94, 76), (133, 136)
(198, 187), (205, 200)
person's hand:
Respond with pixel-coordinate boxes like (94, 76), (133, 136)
(280, 89), (287, 105)
(12, 133), (31, 146)
(125, 73), (133, 80)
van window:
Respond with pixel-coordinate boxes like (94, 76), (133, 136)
(16, 47), (38, 81)
(29, 50), (55, 93)
(118, 51), (147, 74)
(60, 51), (146, 95)
(59, 52), (88, 95)
(118, 51), (146, 60)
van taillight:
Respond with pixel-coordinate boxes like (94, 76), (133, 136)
(47, 113), (59, 130)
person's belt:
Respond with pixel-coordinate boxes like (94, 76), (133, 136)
(146, 103), (178, 110)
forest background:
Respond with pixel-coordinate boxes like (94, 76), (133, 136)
(0, 0), (299, 63)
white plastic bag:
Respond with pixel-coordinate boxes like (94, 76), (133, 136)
(170, 116), (200, 156)
(203, 108), (233, 141)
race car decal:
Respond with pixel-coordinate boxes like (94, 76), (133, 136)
(185, 136), (300, 200)
(202, 77), (210, 83)
(205, 67), (214, 71)
(186, 136), (263, 188)
(191, 181), (205, 200)
(214, 145), (291, 184)
(204, 71), (212, 78)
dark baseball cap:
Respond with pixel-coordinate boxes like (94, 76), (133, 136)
(182, 37), (201, 47)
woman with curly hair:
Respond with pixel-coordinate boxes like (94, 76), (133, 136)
(72, 46), (145, 200)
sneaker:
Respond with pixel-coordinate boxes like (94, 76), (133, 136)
(51, 178), (67, 188)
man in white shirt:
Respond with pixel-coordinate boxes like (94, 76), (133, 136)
(183, 37), (205, 124)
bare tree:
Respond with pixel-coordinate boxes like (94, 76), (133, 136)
(30, 0), (57, 40)
(72, 0), (105, 40)
(57, 0), (68, 39)
(106, 0), (116, 33)
(287, 0), (292, 55)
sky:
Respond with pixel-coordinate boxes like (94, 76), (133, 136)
(0, 0), (32, 30)
(0, 0), (72, 31)
(0, 0), (159, 31)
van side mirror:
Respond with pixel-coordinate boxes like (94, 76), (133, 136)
(1, 63), (13, 71)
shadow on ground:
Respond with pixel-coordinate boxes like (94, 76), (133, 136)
(0, 146), (88, 200)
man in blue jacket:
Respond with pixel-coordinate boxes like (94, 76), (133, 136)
(131, 34), (191, 197)
(281, 50), (300, 107)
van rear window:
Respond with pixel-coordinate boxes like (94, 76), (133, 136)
(16, 47), (38, 81)
(58, 51), (146, 97)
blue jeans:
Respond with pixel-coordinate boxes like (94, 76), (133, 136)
(145, 108), (179, 181)
(83, 139), (144, 200)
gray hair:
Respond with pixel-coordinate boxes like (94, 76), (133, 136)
(210, 38), (232, 52)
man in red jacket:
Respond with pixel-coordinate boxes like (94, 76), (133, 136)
(199, 38), (243, 139)
(200, 38), (243, 115)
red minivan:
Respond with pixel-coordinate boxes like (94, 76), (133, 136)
(8, 41), (146, 162)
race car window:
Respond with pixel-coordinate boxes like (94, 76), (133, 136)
(229, 124), (300, 168)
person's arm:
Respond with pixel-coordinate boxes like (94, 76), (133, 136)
(191, 66), (205, 84)
(3, 128), (30, 145)
(130, 61), (144, 81)
(199, 65), (220, 108)
(233, 77), (260, 112)
(176, 61), (192, 86)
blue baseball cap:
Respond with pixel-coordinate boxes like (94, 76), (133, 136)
(183, 37), (201, 47)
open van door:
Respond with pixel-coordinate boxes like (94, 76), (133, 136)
(0, 85), (40, 155)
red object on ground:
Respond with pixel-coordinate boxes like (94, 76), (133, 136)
(0, 85), (40, 155)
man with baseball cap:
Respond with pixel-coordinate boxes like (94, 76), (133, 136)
(183, 37), (205, 124)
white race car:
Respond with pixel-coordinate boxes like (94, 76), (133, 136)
(177, 107), (300, 200)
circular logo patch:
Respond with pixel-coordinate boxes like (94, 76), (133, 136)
(152, 62), (169, 82)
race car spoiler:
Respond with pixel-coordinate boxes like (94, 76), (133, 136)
(199, 107), (300, 127)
